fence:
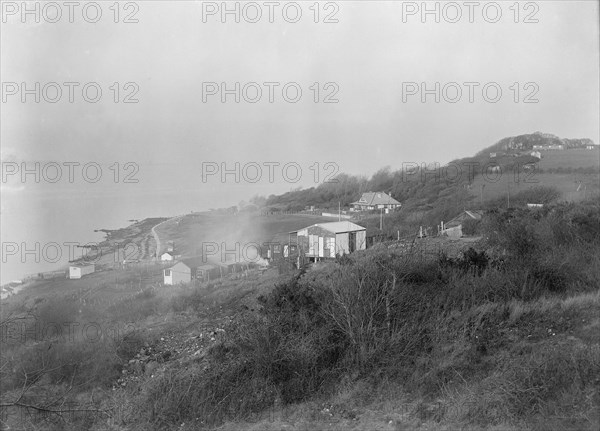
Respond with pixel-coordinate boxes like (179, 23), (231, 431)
(321, 212), (353, 219)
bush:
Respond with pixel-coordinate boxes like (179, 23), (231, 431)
(132, 199), (600, 429)
(12, 337), (122, 390)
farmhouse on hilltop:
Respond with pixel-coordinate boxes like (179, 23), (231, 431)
(290, 221), (366, 261)
(351, 192), (401, 212)
(68, 263), (95, 279)
(163, 257), (219, 285)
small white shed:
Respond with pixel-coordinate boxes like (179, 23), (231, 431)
(160, 252), (174, 262)
(69, 264), (95, 279)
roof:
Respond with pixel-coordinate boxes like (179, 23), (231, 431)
(445, 210), (483, 228)
(269, 232), (298, 244)
(70, 263), (95, 268)
(175, 257), (215, 269)
(291, 221), (366, 234)
(351, 192), (401, 206)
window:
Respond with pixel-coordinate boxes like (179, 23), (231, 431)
(164, 269), (171, 276)
(326, 238), (335, 258)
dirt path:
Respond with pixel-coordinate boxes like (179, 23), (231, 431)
(151, 215), (184, 258)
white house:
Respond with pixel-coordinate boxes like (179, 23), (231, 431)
(351, 192), (401, 212)
(68, 263), (95, 279)
(160, 252), (174, 262)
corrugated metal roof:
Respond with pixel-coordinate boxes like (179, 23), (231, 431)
(291, 221), (366, 234)
(179, 257), (215, 269)
(445, 210), (483, 228)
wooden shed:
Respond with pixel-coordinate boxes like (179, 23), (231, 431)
(291, 221), (366, 261)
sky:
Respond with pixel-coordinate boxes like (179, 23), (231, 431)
(2, 1), (599, 180)
(1, 1), (599, 282)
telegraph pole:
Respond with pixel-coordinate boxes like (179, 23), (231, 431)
(480, 184), (485, 206)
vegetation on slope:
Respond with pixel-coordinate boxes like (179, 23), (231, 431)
(130, 198), (600, 430)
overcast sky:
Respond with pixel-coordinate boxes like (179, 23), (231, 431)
(2, 0), (599, 194)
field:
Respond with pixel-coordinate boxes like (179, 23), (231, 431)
(470, 171), (599, 205)
(467, 148), (599, 205)
(155, 212), (340, 261)
(537, 148), (600, 170)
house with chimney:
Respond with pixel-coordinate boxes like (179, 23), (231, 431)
(350, 192), (401, 212)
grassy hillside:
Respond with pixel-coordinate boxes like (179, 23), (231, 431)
(477, 132), (595, 154)
(537, 148), (600, 171)
(155, 212), (341, 260)
(470, 172), (599, 206)
(1, 134), (598, 430)
(2, 198), (598, 430)
(260, 133), (598, 239)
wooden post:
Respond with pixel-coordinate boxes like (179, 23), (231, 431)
(386, 274), (396, 336)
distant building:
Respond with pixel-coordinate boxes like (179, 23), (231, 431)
(548, 144), (564, 150)
(587, 145), (596, 150)
(263, 232), (298, 262)
(351, 192), (401, 212)
(163, 257), (218, 285)
(441, 210), (483, 239)
(68, 263), (95, 279)
(527, 203), (544, 209)
(291, 221), (367, 261)
(530, 151), (542, 159)
(508, 140), (524, 150)
(160, 252), (174, 262)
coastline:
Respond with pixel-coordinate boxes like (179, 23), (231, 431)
(0, 216), (175, 301)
